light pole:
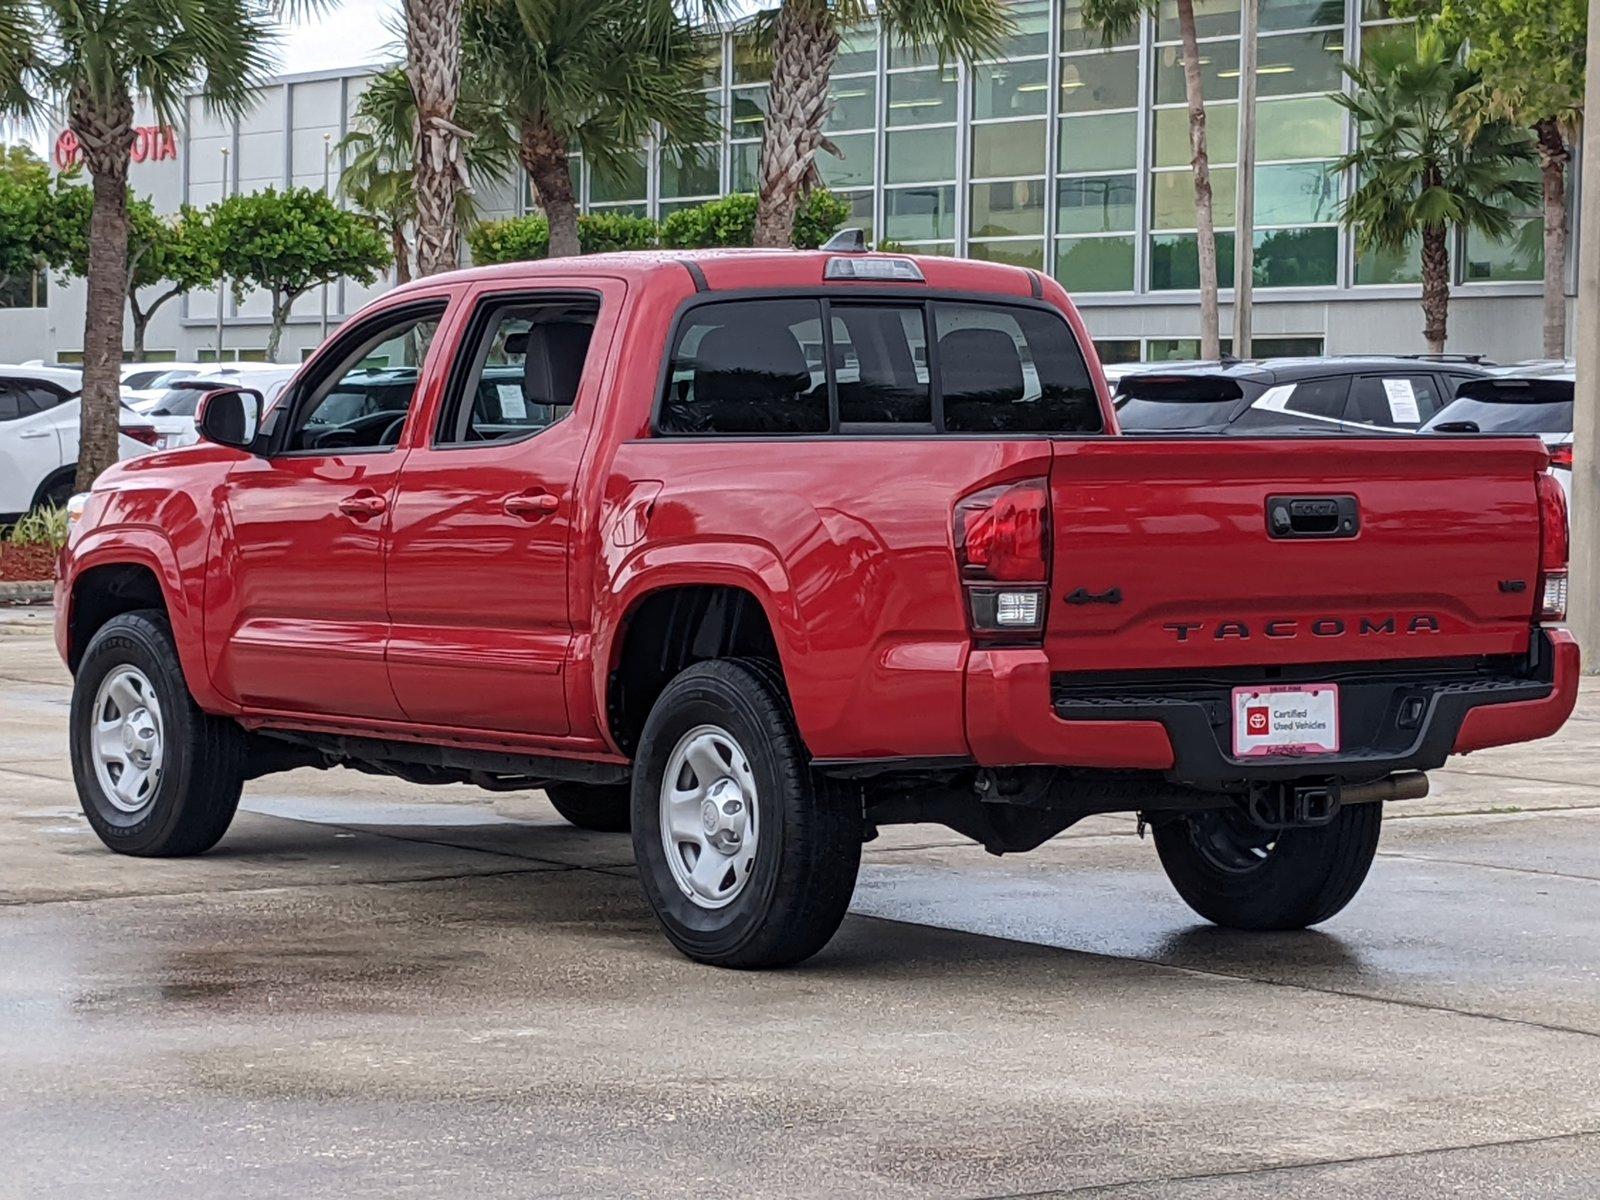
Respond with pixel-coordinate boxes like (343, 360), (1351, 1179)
(1568, 0), (1600, 667)
(1232, 0), (1259, 360)
(215, 146), (229, 363)
(320, 132), (332, 346)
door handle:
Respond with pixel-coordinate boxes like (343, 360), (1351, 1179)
(337, 492), (387, 519)
(503, 491), (560, 519)
(18, 430), (52, 440)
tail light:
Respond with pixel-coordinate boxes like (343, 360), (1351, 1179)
(119, 422), (159, 447)
(1536, 471), (1568, 622)
(954, 477), (1049, 638)
(1549, 443), (1573, 469)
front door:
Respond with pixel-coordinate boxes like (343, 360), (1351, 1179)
(383, 281), (622, 736)
(207, 301), (450, 719)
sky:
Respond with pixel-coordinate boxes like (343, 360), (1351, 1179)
(275, 0), (405, 73)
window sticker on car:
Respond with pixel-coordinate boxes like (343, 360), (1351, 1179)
(497, 383), (527, 420)
(1251, 384), (1296, 412)
(1382, 378), (1420, 424)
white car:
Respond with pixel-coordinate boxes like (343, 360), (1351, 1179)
(1422, 364), (1574, 507)
(123, 362), (295, 413)
(141, 366), (300, 450)
(0, 366), (159, 519)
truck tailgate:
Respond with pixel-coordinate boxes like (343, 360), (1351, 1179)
(1046, 437), (1549, 674)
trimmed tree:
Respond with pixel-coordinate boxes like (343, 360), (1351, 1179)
(0, 146), (68, 303)
(1334, 22), (1540, 353)
(54, 189), (217, 361)
(209, 187), (391, 361)
(753, 0), (1008, 250)
(0, 0), (275, 488)
(1395, 0), (1586, 358)
(463, 0), (714, 258)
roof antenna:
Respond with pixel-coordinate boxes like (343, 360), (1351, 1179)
(821, 227), (868, 253)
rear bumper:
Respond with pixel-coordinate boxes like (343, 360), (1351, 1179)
(966, 629), (1577, 787)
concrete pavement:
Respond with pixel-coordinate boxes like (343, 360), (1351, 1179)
(2, 604), (1599, 1198)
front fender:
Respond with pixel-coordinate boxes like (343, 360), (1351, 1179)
(59, 504), (233, 714)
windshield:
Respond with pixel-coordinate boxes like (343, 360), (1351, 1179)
(1425, 396), (1573, 435)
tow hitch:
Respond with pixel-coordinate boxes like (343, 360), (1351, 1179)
(1245, 772), (1429, 830)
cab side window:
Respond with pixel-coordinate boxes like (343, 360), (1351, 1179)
(660, 300), (828, 435)
(284, 307), (444, 453)
(437, 296), (600, 445)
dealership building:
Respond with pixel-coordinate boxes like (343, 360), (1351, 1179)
(0, 0), (1572, 367)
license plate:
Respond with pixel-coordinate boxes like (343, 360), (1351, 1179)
(1232, 684), (1340, 758)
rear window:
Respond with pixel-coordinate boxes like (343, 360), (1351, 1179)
(658, 297), (1102, 436)
(1116, 396), (1243, 431)
(1425, 396), (1574, 435)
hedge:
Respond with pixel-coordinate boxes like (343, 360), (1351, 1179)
(467, 190), (853, 265)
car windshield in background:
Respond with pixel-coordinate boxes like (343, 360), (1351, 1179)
(1424, 378), (1573, 435)
(148, 388), (203, 417)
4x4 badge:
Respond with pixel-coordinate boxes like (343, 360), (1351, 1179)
(1063, 587), (1123, 606)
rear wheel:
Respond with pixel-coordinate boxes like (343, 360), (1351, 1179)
(544, 781), (631, 832)
(1153, 802), (1382, 930)
(631, 659), (861, 968)
(70, 610), (246, 856)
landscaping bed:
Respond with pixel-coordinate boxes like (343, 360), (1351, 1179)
(0, 542), (56, 582)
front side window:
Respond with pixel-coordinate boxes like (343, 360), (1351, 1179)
(285, 307), (444, 453)
(439, 297), (599, 445)
(660, 300), (828, 435)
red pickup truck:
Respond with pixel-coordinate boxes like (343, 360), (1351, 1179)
(56, 247), (1577, 968)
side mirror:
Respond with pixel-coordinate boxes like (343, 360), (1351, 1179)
(196, 387), (264, 451)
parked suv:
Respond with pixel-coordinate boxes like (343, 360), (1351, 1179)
(0, 365), (157, 520)
(1115, 357), (1491, 435)
(55, 251), (1576, 968)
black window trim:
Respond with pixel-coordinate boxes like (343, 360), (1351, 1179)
(650, 286), (1106, 440)
(268, 297), (451, 459)
(431, 287), (606, 451)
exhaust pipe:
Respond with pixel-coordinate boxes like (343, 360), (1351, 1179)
(1336, 771), (1429, 806)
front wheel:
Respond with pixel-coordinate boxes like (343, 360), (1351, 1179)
(70, 610), (247, 856)
(1152, 802), (1382, 930)
(631, 659), (862, 969)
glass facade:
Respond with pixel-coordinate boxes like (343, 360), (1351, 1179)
(511, 0), (1539, 300)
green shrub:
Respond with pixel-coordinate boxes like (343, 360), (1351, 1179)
(9, 505), (69, 550)
(577, 212), (659, 253)
(660, 193), (759, 249)
(466, 215), (550, 265)
(474, 188), (851, 261)
(792, 190), (852, 249)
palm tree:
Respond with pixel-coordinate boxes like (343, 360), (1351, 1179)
(406, 0), (468, 275)
(340, 65), (511, 284)
(463, 0), (714, 259)
(753, 0), (1008, 249)
(1084, 0), (1219, 358)
(0, 0), (275, 489)
(1334, 22), (1539, 354)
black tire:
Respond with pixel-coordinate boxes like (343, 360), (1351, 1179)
(70, 609), (247, 857)
(544, 781), (632, 832)
(1153, 802), (1382, 930)
(33, 470), (74, 512)
(631, 659), (862, 969)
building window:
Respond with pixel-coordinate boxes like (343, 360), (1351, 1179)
(0, 269), (47, 309)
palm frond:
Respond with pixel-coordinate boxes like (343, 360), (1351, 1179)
(877, 0), (1011, 67)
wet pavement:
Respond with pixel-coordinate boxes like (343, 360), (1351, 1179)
(2, 603), (1599, 1198)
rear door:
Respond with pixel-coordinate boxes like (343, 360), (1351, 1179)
(382, 277), (626, 737)
(1046, 437), (1548, 675)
